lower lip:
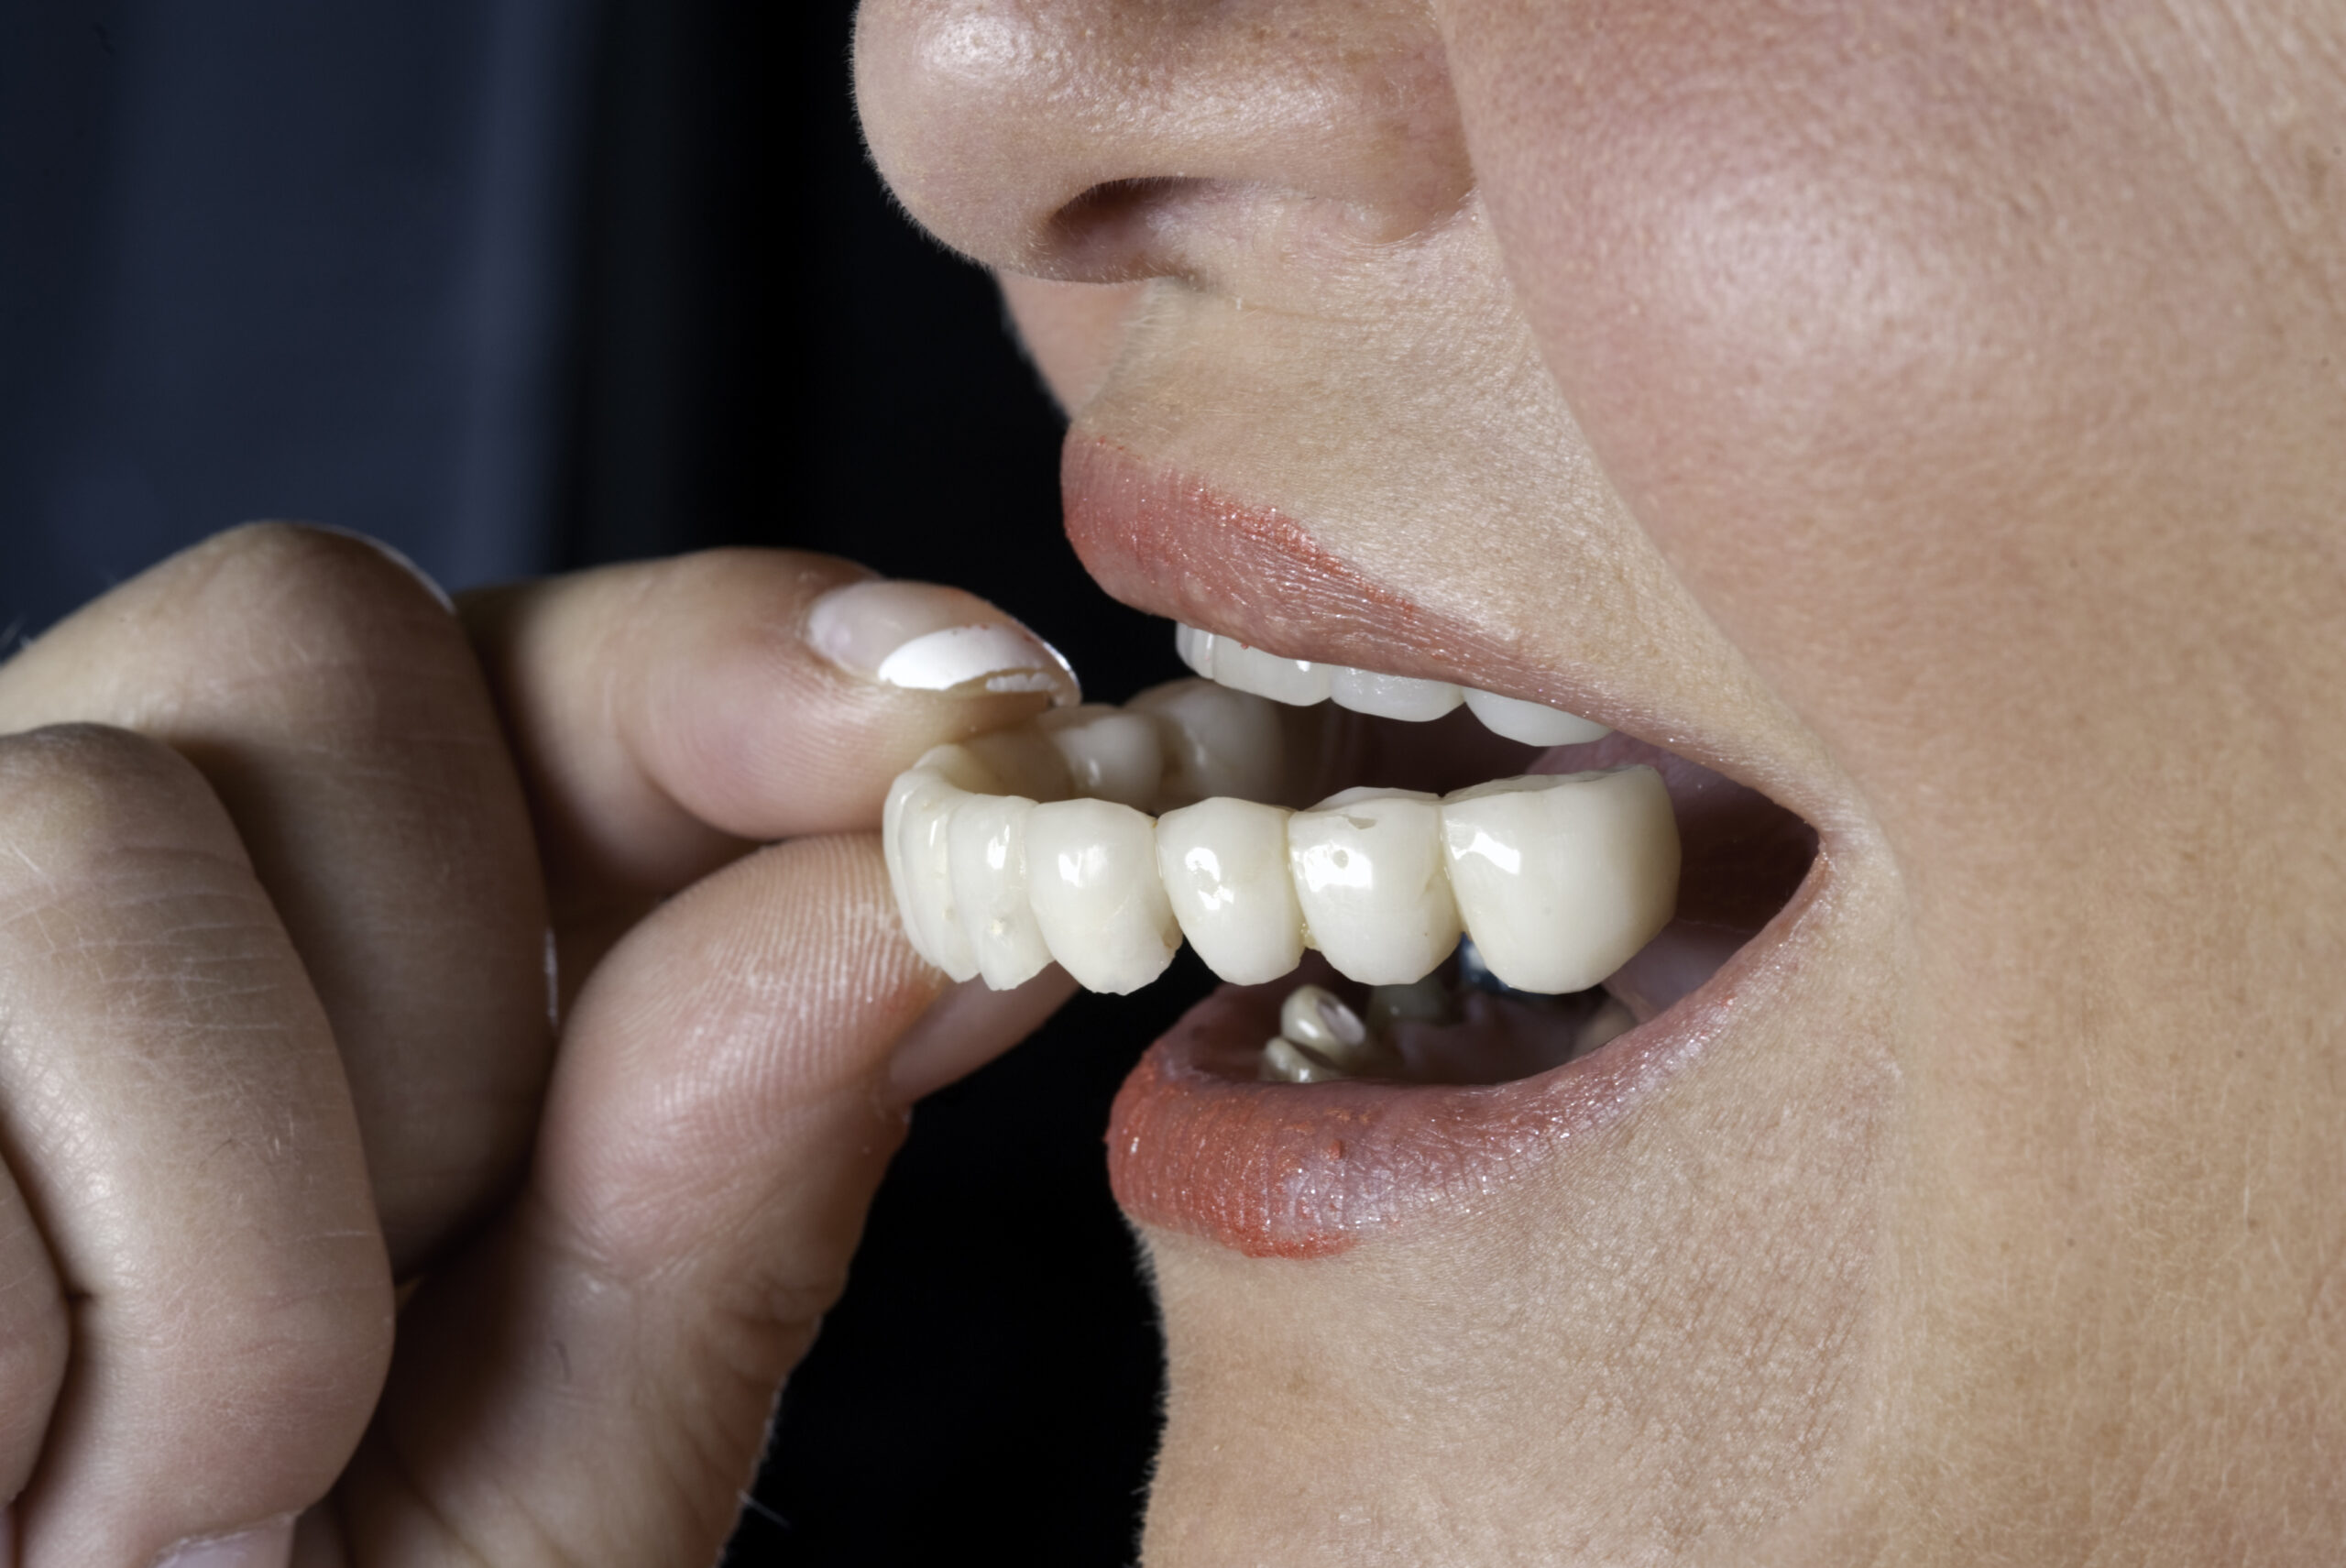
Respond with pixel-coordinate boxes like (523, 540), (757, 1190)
(1105, 846), (1833, 1260)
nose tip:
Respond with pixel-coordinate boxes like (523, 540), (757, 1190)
(853, 0), (1473, 281)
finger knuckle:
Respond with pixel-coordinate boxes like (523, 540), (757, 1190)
(0, 724), (227, 870)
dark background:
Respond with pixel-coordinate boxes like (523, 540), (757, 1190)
(1, 0), (1192, 1559)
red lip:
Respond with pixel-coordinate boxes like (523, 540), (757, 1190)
(1064, 435), (1828, 1258)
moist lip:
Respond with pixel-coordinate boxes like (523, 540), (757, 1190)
(1066, 435), (1830, 1259)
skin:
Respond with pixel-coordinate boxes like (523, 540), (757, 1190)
(855, 0), (2346, 1562)
(0, 3), (2337, 1563)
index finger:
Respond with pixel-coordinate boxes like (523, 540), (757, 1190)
(461, 551), (1080, 913)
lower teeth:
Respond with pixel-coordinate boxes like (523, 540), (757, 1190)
(1255, 942), (1641, 1085)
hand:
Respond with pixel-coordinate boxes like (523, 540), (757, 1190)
(0, 525), (1075, 1565)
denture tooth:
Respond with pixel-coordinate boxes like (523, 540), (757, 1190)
(1259, 1036), (1350, 1084)
(1439, 766), (1679, 994)
(1024, 797), (1181, 994)
(963, 726), (1071, 803)
(1036, 705), (1164, 810)
(1327, 666), (1464, 723)
(1461, 687), (1612, 747)
(1365, 975), (1456, 1034)
(1288, 786), (1463, 985)
(1203, 638), (1331, 707)
(946, 793), (1053, 990)
(882, 743), (1003, 981)
(1130, 679), (1285, 807)
(1155, 797), (1305, 984)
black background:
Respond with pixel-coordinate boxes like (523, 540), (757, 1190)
(1, 0), (1189, 1559)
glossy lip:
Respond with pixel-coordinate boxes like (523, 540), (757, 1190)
(1065, 434), (1846, 1258)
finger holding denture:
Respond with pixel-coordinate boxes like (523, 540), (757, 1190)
(883, 659), (1681, 999)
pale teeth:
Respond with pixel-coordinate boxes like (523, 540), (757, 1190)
(1130, 679), (1285, 806)
(1326, 665), (1463, 722)
(1176, 623), (1606, 741)
(1037, 705), (1163, 810)
(1439, 767), (1679, 993)
(1288, 786), (1464, 986)
(1277, 983), (1367, 1058)
(1197, 635), (1331, 707)
(1155, 796), (1305, 984)
(947, 793), (1053, 990)
(882, 743), (1003, 981)
(1024, 797), (1182, 993)
(1459, 687), (1611, 748)
(884, 659), (1684, 1003)
(1260, 1036), (1349, 1083)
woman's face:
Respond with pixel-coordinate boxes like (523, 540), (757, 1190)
(856, 3), (2346, 1559)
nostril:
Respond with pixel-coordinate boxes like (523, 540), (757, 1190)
(1047, 177), (1208, 281)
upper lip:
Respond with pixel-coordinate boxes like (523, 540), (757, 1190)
(1062, 433), (1847, 1259)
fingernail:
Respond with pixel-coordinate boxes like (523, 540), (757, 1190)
(151, 1514), (295, 1568)
(807, 579), (1079, 707)
(889, 965), (1079, 1103)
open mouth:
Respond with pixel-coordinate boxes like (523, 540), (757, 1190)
(886, 661), (1814, 1087)
(883, 436), (1835, 1255)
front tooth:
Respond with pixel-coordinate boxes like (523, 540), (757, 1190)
(1205, 639), (1331, 707)
(1327, 666), (1464, 722)
(1439, 766), (1679, 993)
(1461, 688), (1612, 747)
(1025, 797), (1182, 993)
(1175, 623), (1216, 679)
(1155, 797), (1305, 984)
(1037, 705), (1164, 810)
(882, 743), (1003, 981)
(947, 793), (1053, 990)
(1130, 679), (1285, 807)
(1287, 786), (1463, 985)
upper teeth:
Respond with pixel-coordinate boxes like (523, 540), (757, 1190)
(882, 672), (1680, 998)
(1176, 624), (1612, 746)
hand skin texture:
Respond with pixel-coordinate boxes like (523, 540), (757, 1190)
(857, 0), (2346, 1563)
(0, 526), (1070, 1564)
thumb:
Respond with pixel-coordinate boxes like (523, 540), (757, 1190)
(319, 833), (1073, 1563)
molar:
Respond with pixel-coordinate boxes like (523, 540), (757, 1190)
(1438, 767), (1679, 993)
(1025, 797), (1182, 993)
(1155, 796), (1306, 984)
(1288, 786), (1463, 985)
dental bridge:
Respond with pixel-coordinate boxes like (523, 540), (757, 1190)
(882, 623), (1792, 1087)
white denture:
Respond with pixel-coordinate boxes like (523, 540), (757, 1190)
(1155, 796), (1305, 984)
(1025, 797), (1181, 994)
(1178, 623), (1607, 741)
(1288, 786), (1462, 985)
(1439, 770), (1680, 993)
(881, 670), (1681, 999)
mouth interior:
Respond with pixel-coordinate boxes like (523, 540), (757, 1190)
(1247, 704), (1816, 1088)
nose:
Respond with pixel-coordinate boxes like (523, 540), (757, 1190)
(853, 0), (1473, 280)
